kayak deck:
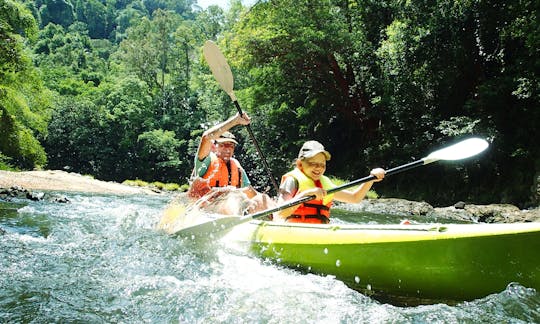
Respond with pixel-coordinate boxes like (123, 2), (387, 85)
(225, 221), (540, 303)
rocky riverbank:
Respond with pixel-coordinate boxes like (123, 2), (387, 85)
(337, 198), (540, 223)
(1, 170), (539, 224)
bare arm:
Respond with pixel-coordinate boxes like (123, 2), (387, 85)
(196, 113), (251, 160)
(333, 168), (385, 203)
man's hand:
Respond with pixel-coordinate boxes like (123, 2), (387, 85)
(234, 112), (251, 126)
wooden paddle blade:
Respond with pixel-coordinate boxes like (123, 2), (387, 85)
(203, 40), (235, 97)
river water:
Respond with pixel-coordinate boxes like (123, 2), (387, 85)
(1, 192), (539, 323)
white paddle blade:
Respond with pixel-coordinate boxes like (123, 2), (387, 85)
(203, 40), (235, 97)
(175, 216), (244, 239)
(423, 138), (489, 164)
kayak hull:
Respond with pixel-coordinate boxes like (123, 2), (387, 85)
(225, 221), (540, 303)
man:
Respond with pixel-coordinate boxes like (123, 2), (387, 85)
(188, 112), (274, 214)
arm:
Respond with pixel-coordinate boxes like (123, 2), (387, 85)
(333, 168), (385, 203)
(196, 112), (251, 161)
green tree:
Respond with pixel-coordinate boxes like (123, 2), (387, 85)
(194, 5), (224, 40)
(216, 0), (539, 205)
(45, 98), (110, 175)
(142, 0), (195, 18)
(115, 9), (182, 92)
(137, 129), (184, 181)
(34, 22), (110, 95)
(225, 0), (390, 182)
(72, 0), (114, 39)
(0, 0), (50, 169)
(374, 0), (539, 205)
(114, 6), (145, 42)
(38, 0), (75, 28)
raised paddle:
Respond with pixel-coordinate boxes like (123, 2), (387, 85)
(174, 137), (489, 238)
(203, 40), (279, 193)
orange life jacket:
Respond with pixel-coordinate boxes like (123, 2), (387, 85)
(202, 153), (242, 188)
(282, 168), (335, 224)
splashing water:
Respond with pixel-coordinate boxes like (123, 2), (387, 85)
(1, 193), (539, 322)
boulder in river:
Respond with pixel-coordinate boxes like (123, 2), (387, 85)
(0, 186), (69, 203)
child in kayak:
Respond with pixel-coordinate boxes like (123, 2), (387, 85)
(274, 141), (385, 223)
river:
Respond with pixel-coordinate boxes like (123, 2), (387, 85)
(1, 192), (539, 323)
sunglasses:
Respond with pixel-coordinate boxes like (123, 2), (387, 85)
(217, 142), (236, 149)
(304, 161), (326, 169)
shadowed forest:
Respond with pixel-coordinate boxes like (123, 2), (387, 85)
(1, 0), (538, 206)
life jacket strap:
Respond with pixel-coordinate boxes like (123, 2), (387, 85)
(303, 203), (330, 211)
(286, 214), (330, 224)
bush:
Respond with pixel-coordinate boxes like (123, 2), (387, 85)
(122, 179), (148, 187)
(122, 179), (186, 192)
(0, 153), (17, 171)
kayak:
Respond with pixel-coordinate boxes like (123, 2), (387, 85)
(158, 190), (539, 303)
(223, 221), (540, 303)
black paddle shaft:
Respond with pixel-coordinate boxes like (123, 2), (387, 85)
(247, 159), (425, 221)
(327, 159), (425, 193)
(232, 100), (280, 193)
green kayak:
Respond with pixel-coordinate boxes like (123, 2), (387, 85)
(224, 221), (540, 303)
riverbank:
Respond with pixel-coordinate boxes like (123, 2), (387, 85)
(1, 169), (539, 223)
(0, 170), (158, 195)
(338, 198), (540, 223)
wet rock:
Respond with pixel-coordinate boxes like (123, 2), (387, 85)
(27, 191), (45, 201)
(517, 207), (540, 222)
(342, 198), (540, 224)
(463, 204), (521, 223)
(53, 195), (70, 203)
(429, 207), (475, 222)
(341, 198), (434, 217)
(453, 201), (466, 209)
(430, 203), (540, 223)
(0, 186), (69, 203)
(0, 186), (29, 199)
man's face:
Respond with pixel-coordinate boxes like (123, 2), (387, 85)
(300, 153), (327, 181)
(216, 142), (236, 161)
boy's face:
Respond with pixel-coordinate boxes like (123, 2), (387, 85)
(300, 153), (327, 181)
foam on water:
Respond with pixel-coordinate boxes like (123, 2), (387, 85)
(1, 193), (539, 322)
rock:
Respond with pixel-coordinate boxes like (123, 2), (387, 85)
(0, 186), (70, 203)
(430, 204), (540, 223)
(53, 195), (70, 203)
(0, 186), (30, 199)
(464, 204), (521, 223)
(454, 201), (466, 209)
(9, 185), (26, 193)
(339, 198), (434, 217)
(27, 191), (45, 201)
(339, 198), (540, 224)
(430, 207), (475, 222)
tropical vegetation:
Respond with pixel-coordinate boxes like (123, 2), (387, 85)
(1, 0), (538, 206)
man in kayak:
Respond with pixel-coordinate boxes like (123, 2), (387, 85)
(188, 112), (274, 214)
(274, 141), (385, 224)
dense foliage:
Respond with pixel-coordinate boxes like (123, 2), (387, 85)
(1, 0), (538, 206)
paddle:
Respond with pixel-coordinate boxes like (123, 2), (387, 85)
(174, 137), (489, 238)
(203, 40), (279, 193)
